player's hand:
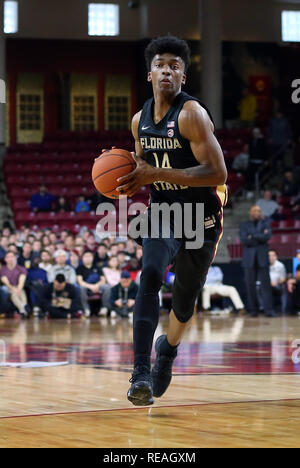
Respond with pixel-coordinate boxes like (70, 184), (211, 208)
(116, 152), (157, 197)
(94, 147), (116, 162)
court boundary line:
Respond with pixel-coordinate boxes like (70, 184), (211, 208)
(1, 397), (300, 421)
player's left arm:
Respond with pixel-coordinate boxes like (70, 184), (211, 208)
(176, 101), (227, 186)
(117, 102), (227, 196)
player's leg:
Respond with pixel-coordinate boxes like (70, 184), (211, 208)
(127, 236), (181, 406)
(152, 219), (223, 398)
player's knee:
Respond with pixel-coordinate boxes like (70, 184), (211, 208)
(172, 283), (200, 322)
(140, 264), (163, 291)
(173, 306), (194, 323)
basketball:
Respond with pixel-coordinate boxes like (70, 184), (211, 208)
(92, 148), (136, 199)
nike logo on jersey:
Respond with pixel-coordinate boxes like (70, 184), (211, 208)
(141, 125), (151, 130)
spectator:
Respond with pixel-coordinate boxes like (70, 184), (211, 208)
(286, 266), (300, 315)
(9, 233), (18, 245)
(117, 251), (129, 269)
(85, 234), (97, 253)
(232, 143), (250, 173)
(75, 195), (90, 213)
(2, 226), (12, 237)
(27, 234), (36, 245)
(75, 236), (85, 248)
(281, 170), (298, 197)
(60, 229), (70, 242)
(74, 244), (85, 258)
(268, 110), (292, 158)
(38, 273), (83, 319)
(48, 249), (76, 285)
(256, 190), (279, 219)
(46, 244), (56, 257)
(55, 240), (65, 251)
(292, 249), (300, 277)
(110, 271), (138, 318)
(7, 243), (19, 255)
(94, 243), (109, 268)
(135, 245), (143, 269)
(18, 225), (31, 242)
(123, 257), (141, 282)
(101, 237), (111, 249)
(30, 184), (57, 213)
(39, 250), (53, 273)
(240, 205), (275, 317)
(76, 251), (111, 317)
(0, 251), (30, 317)
(126, 239), (136, 258)
(118, 242), (127, 252)
(246, 128), (268, 191)
(271, 205), (286, 222)
(18, 242), (33, 269)
(269, 250), (288, 315)
(238, 86), (257, 127)
(87, 192), (110, 211)
(249, 128), (268, 162)
(41, 235), (51, 248)
(102, 256), (121, 287)
(35, 230), (44, 240)
(0, 236), (9, 260)
(49, 232), (58, 245)
(202, 265), (245, 313)
(109, 243), (120, 257)
(26, 256), (48, 314)
(64, 234), (75, 252)
(0, 285), (15, 318)
(32, 240), (42, 258)
(68, 250), (81, 270)
(54, 196), (71, 213)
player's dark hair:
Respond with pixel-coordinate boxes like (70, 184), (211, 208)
(145, 35), (191, 72)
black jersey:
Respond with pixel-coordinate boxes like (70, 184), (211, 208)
(138, 91), (227, 217)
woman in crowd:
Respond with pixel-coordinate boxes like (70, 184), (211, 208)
(102, 256), (121, 287)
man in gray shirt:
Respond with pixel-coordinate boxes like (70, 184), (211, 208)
(47, 250), (76, 284)
(256, 190), (279, 219)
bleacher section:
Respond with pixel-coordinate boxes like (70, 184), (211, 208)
(4, 128), (255, 232)
(228, 196), (300, 260)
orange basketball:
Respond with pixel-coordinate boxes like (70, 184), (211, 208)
(92, 148), (136, 199)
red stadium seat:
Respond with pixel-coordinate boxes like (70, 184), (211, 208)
(12, 200), (30, 211)
(35, 212), (56, 222)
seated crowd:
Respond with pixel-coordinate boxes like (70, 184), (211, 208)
(0, 224), (143, 319)
(0, 222), (299, 319)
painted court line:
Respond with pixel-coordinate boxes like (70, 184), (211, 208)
(1, 397), (300, 421)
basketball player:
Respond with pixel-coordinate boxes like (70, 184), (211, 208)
(116, 36), (228, 406)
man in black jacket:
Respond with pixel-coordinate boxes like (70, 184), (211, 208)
(240, 205), (275, 317)
(110, 271), (138, 318)
(38, 273), (83, 319)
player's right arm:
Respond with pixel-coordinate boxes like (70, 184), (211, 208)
(131, 111), (146, 160)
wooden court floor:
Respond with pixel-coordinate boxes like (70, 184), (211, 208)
(1, 314), (300, 448)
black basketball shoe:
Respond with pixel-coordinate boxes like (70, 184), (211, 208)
(151, 335), (178, 398)
(127, 365), (154, 406)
